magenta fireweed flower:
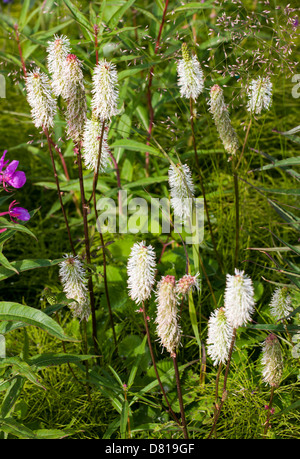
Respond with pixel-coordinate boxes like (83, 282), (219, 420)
(0, 200), (30, 223)
(0, 151), (26, 190)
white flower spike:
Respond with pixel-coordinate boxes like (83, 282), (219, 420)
(59, 254), (91, 321)
(224, 268), (255, 329)
(155, 275), (181, 356)
(91, 59), (119, 121)
(269, 287), (293, 322)
(63, 54), (87, 142)
(208, 84), (239, 156)
(168, 163), (195, 223)
(207, 307), (234, 366)
(177, 43), (204, 101)
(261, 334), (283, 387)
(127, 241), (156, 305)
(82, 117), (110, 172)
(47, 35), (71, 97)
(247, 76), (272, 115)
(26, 68), (57, 129)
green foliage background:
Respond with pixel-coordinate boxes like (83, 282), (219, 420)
(0, 0), (299, 439)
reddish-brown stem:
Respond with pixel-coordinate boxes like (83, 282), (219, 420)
(44, 128), (76, 257)
(48, 137), (70, 181)
(145, 0), (169, 171)
(75, 145), (99, 356)
(94, 25), (99, 65)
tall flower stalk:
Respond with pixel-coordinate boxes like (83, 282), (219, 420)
(127, 243), (180, 426)
(155, 275), (189, 439)
(208, 269), (255, 438)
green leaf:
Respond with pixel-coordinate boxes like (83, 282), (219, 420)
(18, 0), (30, 30)
(63, 0), (93, 38)
(28, 353), (95, 368)
(1, 376), (24, 418)
(188, 289), (201, 349)
(0, 357), (45, 389)
(110, 139), (162, 158)
(0, 302), (77, 342)
(0, 247), (19, 275)
(245, 323), (300, 333)
(108, 0), (137, 30)
(33, 428), (77, 439)
(0, 258), (64, 283)
(0, 417), (36, 439)
(0, 217), (37, 241)
(127, 335), (147, 388)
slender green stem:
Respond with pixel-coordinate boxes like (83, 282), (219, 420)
(190, 97), (224, 274)
(172, 355), (189, 439)
(89, 121), (117, 349)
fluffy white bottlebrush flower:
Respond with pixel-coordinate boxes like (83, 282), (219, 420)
(269, 287), (293, 322)
(63, 54), (87, 142)
(177, 43), (204, 101)
(207, 307), (234, 366)
(25, 68), (57, 129)
(82, 117), (110, 171)
(224, 268), (255, 329)
(168, 163), (195, 223)
(59, 254), (91, 321)
(208, 84), (239, 156)
(91, 59), (119, 121)
(155, 275), (181, 356)
(261, 334), (283, 387)
(176, 273), (199, 297)
(127, 241), (156, 305)
(47, 34), (71, 97)
(247, 76), (272, 115)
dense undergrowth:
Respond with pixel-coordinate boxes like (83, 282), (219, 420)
(0, 0), (299, 439)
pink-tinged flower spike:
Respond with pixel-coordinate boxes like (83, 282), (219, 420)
(224, 268), (255, 329)
(0, 200), (30, 223)
(63, 54), (87, 142)
(26, 68), (57, 129)
(261, 334), (283, 387)
(208, 84), (239, 157)
(47, 35), (71, 97)
(269, 287), (293, 322)
(127, 241), (156, 305)
(177, 43), (204, 101)
(0, 152), (26, 190)
(59, 254), (91, 321)
(207, 307), (234, 366)
(176, 273), (200, 297)
(155, 275), (181, 356)
(91, 59), (119, 121)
